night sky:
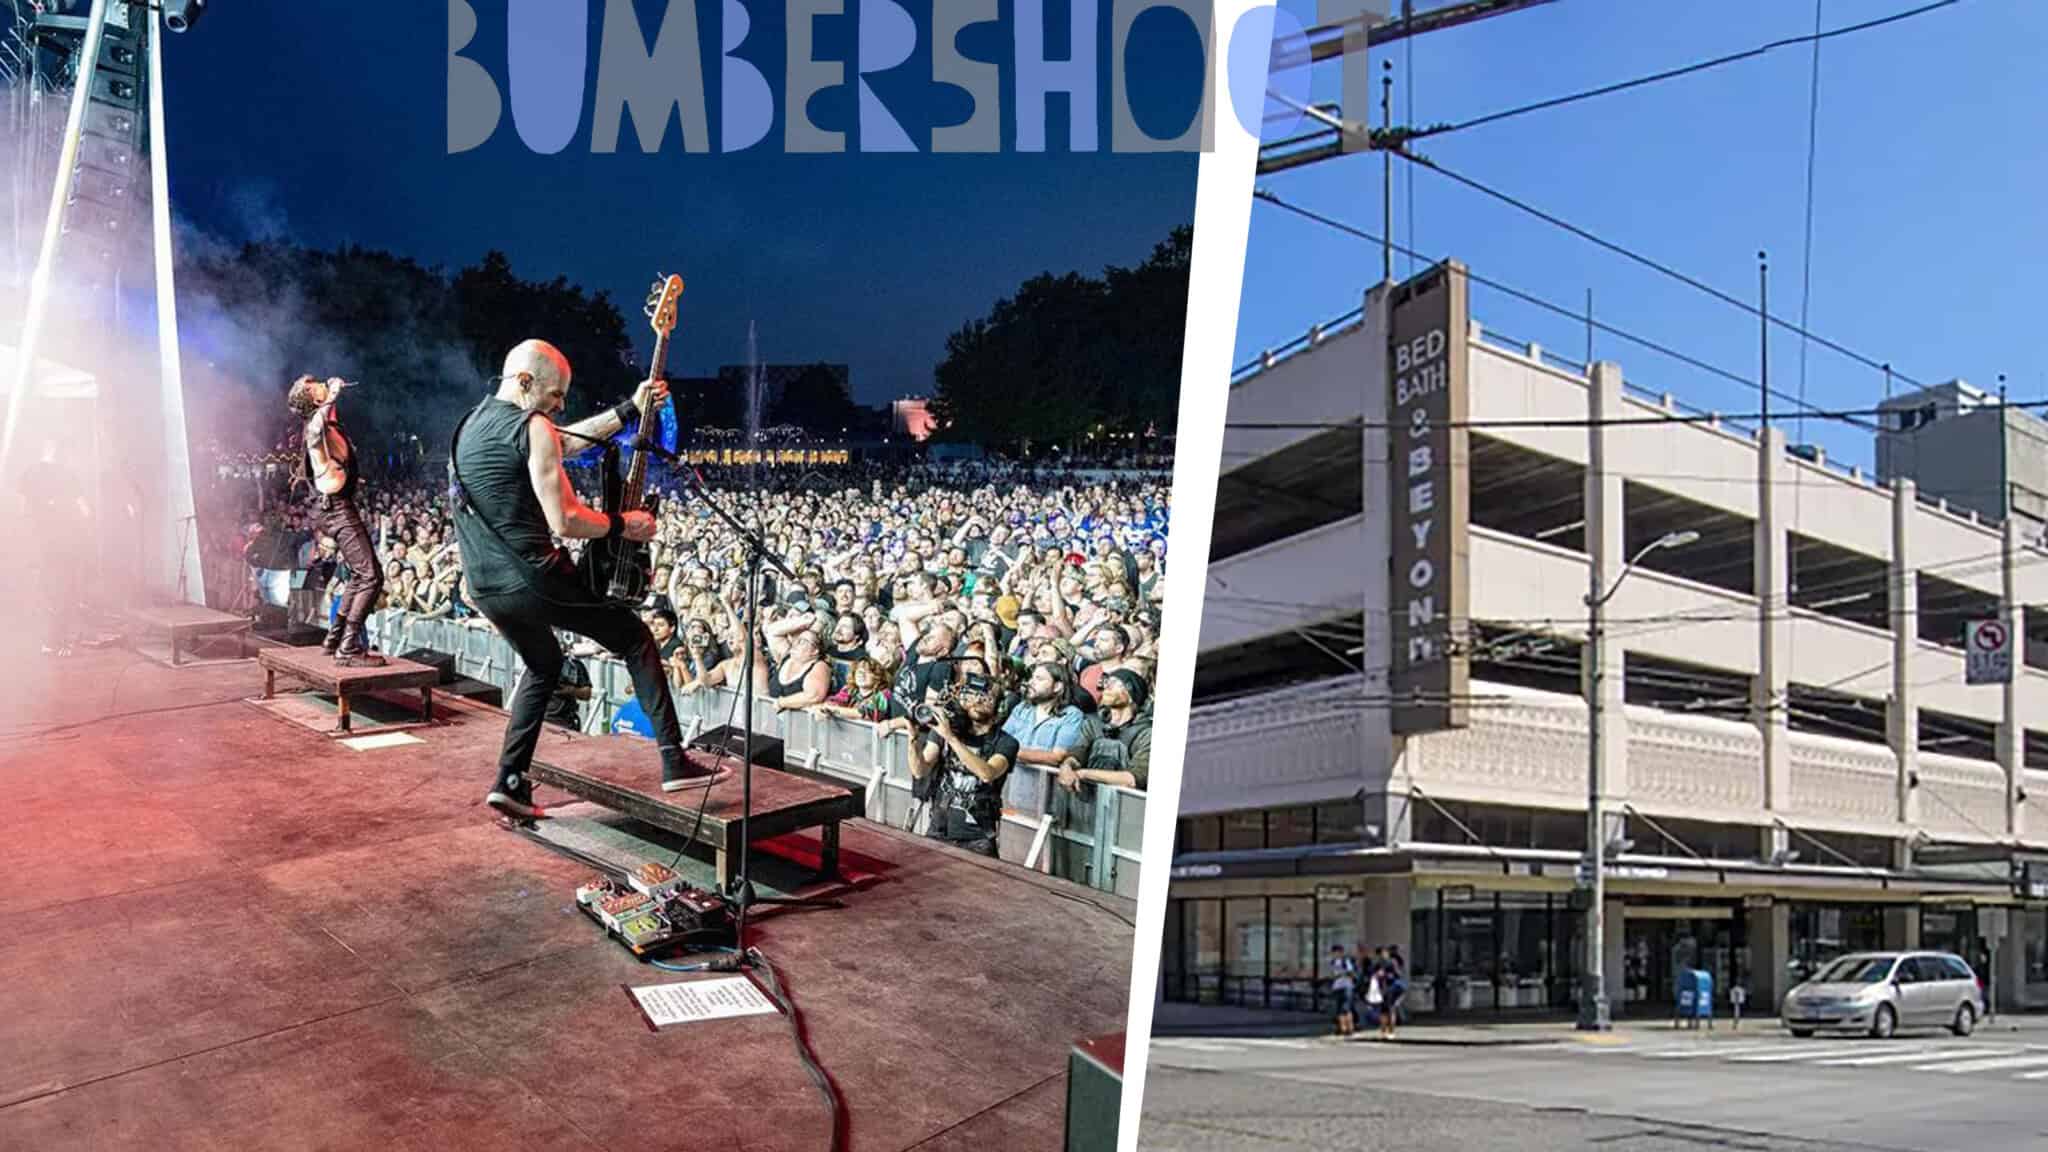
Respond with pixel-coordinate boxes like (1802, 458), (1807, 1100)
(159, 0), (1202, 404)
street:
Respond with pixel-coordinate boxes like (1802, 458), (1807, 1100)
(1139, 1026), (2048, 1151)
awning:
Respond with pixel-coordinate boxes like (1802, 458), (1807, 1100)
(1169, 840), (2020, 899)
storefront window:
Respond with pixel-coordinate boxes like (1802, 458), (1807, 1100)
(1315, 799), (1361, 844)
(1409, 889), (1439, 1016)
(1191, 899), (1223, 1003)
(2025, 909), (2048, 988)
(1222, 811), (1265, 852)
(1442, 890), (1499, 1014)
(1270, 897), (1319, 1010)
(1498, 893), (1552, 1013)
(1162, 902), (1185, 998)
(1317, 897), (1357, 1016)
(1787, 903), (1884, 986)
(1180, 817), (1220, 854)
(1921, 907), (1977, 957)
(1268, 806), (1315, 849)
(1226, 898), (1268, 1005)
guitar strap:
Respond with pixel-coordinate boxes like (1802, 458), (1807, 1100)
(446, 400), (565, 600)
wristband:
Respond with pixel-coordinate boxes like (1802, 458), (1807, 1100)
(604, 512), (625, 541)
(610, 398), (639, 427)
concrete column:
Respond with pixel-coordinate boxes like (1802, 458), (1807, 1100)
(1364, 778), (1413, 848)
(1363, 281), (1398, 842)
(1603, 898), (1627, 1009)
(1745, 902), (1791, 1011)
(2002, 518), (2025, 840)
(1585, 361), (1629, 806)
(1360, 876), (1413, 957)
(1892, 479), (1922, 865)
(1998, 912), (2029, 1012)
(1757, 427), (1792, 816)
(1883, 905), (1920, 951)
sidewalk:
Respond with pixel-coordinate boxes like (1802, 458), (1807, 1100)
(1150, 1001), (2048, 1047)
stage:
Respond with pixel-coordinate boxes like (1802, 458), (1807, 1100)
(0, 644), (1136, 1151)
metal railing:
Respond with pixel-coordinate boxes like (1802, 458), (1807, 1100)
(366, 609), (1145, 899)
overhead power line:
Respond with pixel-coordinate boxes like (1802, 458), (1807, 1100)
(1223, 399), (2048, 433)
(1405, 0), (1961, 141)
(1252, 189), (1786, 401)
(1394, 152), (1928, 393)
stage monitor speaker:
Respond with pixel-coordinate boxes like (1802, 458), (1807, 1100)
(398, 648), (458, 685)
(1063, 1032), (1123, 1152)
(689, 724), (784, 771)
(442, 676), (502, 708)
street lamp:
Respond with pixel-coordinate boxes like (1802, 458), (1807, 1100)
(1579, 528), (1699, 1031)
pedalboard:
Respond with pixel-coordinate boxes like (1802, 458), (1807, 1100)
(576, 866), (735, 956)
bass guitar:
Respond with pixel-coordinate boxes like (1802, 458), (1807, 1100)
(580, 273), (683, 602)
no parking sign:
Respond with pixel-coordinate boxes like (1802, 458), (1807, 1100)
(1966, 619), (2012, 685)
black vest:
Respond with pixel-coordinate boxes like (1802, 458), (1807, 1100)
(451, 399), (558, 596)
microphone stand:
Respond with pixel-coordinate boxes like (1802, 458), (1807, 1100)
(629, 437), (842, 957)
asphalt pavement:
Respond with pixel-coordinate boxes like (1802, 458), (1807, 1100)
(1139, 1025), (2048, 1151)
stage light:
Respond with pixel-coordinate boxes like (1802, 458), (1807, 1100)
(163, 0), (206, 33)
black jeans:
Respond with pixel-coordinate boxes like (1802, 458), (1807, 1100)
(468, 556), (682, 799)
(926, 829), (999, 858)
(317, 494), (382, 649)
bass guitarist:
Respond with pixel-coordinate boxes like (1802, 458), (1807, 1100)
(450, 338), (730, 822)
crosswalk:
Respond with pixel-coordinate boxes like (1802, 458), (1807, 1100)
(1151, 1036), (1325, 1055)
(1574, 1036), (2048, 1081)
(1153, 1033), (2048, 1083)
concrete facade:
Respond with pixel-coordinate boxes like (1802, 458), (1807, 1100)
(1171, 280), (2048, 1020)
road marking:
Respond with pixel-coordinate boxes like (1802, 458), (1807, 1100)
(1729, 1042), (1896, 1063)
(1817, 1045), (2014, 1067)
(1920, 1052), (2048, 1074)
(1151, 1039), (1237, 1053)
(1644, 1043), (1797, 1060)
(2015, 1068), (2048, 1080)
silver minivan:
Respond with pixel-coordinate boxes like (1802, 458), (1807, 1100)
(1781, 951), (1985, 1039)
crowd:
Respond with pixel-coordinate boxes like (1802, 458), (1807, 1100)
(207, 447), (1172, 815)
(1330, 943), (1409, 1040)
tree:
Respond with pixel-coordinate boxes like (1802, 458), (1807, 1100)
(928, 227), (1189, 450)
(768, 362), (859, 434)
(177, 243), (638, 465)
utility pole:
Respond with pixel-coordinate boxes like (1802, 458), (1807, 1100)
(1759, 252), (1770, 430)
(1381, 60), (1394, 283)
(1259, 0), (1558, 175)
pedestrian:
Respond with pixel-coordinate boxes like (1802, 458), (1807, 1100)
(1329, 944), (1357, 1037)
(1362, 950), (1387, 1038)
(1384, 944), (1407, 1038)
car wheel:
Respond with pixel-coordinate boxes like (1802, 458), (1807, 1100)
(1951, 1002), (1976, 1037)
(1789, 1028), (1815, 1038)
(1871, 1004), (1897, 1040)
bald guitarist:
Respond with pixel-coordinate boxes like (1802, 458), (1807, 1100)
(289, 375), (385, 666)
(450, 330), (730, 824)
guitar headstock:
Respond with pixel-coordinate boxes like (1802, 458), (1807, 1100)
(645, 275), (685, 339)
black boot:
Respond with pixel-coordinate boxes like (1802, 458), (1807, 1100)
(321, 614), (344, 655)
(661, 744), (733, 793)
(334, 624), (386, 667)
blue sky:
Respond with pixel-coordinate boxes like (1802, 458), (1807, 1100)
(159, 0), (1199, 404)
(1237, 0), (2041, 471)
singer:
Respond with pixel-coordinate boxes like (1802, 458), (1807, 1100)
(288, 374), (385, 666)
(448, 340), (730, 822)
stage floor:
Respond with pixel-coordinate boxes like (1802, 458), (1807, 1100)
(0, 645), (1136, 1151)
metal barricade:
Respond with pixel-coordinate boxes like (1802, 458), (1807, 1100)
(369, 609), (1148, 896)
